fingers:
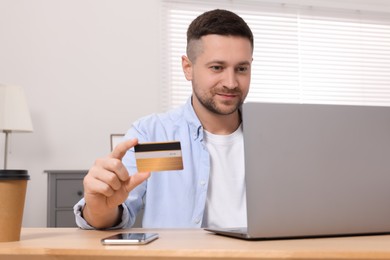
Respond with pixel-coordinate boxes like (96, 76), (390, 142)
(110, 138), (138, 160)
(85, 170), (150, 204)
(83, 171), (117, 198)
(125, 171), (151, 192)
(93, 157), (129, 182)
(84, 156), (129, 198)
(83, 138), (150, 210)
(84, 169), (150, 210)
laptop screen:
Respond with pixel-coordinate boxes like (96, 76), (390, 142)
(242, 102), (390, 239)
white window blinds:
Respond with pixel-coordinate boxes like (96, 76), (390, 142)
(161, 0), (390, 110)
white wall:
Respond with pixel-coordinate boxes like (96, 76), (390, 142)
(0, 0), (162, 227)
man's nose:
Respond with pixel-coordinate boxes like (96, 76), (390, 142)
(223, 68), (239, 89)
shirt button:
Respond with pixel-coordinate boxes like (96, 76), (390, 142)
(200, 180), (206, 186)
(195, 218), (200, 224)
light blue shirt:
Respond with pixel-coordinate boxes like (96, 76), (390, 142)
(74, 97), (211, 229)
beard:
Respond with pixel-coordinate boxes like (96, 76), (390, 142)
(193, 86), (244, 115)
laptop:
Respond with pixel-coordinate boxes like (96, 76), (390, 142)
(205, 102), (390, 240)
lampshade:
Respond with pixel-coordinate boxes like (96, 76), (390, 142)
(0, 85), (33, 132)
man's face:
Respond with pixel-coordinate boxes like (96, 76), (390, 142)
(183, 34), (252, 116)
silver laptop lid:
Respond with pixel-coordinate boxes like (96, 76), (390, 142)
(242, 102), (390, 239)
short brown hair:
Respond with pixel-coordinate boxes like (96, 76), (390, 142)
(186, 9), (253, 61)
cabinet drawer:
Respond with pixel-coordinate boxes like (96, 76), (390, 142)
(56, 179), (84, 208)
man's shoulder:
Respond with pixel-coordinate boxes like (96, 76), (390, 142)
(128, 98), (201, 141)
(134, 103), (189, 128)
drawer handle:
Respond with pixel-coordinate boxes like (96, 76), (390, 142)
(77, 191), (83, 197)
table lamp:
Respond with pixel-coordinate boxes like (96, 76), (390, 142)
(0, 85), (33, 170)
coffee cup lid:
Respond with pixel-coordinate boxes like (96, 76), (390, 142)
(0, 170), (30, 180)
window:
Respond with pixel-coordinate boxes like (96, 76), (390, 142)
(161, 0), (390, 110)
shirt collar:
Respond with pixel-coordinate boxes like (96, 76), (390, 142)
(182, 96), (245, 141)
(183, 96), (203, 141)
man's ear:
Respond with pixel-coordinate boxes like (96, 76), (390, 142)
(181, 55), (193, 81)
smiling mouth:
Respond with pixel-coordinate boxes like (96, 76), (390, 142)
(217, 93), (239, 98)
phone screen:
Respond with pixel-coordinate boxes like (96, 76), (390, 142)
(101, 232), (159, 245)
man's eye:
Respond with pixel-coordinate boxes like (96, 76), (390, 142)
(210, 66), (223, 71)
(237, 66), (248, 72)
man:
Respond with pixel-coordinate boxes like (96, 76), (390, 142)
(74, 9), (254, 229)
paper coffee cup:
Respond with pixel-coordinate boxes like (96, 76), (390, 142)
(0, 170), (30, 242)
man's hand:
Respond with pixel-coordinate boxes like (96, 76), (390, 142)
(82, 138), (150, 229)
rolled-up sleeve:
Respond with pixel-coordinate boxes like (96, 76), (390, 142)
(73, 199), (131, 230)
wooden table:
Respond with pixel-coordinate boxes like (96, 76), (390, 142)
(1, 228), (390, 259)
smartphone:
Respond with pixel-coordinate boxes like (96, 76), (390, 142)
(101, 232), (159, 245)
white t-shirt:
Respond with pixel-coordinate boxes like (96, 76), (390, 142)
(202, 124), (247, 228)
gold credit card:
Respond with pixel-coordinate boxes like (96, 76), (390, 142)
(134, 141), (183, 172)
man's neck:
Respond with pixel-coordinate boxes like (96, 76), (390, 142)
(192, 98), (241, 135)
